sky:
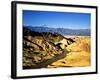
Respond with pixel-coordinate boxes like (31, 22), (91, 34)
(23, 10), (91, 29)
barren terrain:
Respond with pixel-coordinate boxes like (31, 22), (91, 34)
(48, 36), (91, 68)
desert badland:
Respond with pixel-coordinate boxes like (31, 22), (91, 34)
(48, 36), (91, 68)
(23, 27), (91, 69)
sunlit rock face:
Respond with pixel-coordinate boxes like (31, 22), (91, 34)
(23, 27), (90, 69)
(23, 27), (76, 69)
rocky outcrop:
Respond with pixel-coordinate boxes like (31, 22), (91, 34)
(23, 27), (75, 69)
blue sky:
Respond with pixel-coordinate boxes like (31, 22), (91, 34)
(23, 10), (91, 29)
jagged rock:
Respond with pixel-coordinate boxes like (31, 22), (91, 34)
(23, 27), (75, 69)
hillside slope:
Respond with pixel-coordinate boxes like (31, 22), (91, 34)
(48, 36), (91, 68)
(23, 27), (75, 69)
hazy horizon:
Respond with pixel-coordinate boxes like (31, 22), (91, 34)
(23, 25), (90, 30)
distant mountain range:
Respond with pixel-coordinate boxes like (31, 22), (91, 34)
(23, 26), (90, 36)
